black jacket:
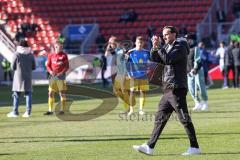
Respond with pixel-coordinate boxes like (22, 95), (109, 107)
(225, 46), (234, 66)
(232, 47), (240, 66)
(100, 55), (107, 70)
(150, 40), (189, 90)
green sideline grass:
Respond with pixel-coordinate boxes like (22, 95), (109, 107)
(0, 83), (239, 160)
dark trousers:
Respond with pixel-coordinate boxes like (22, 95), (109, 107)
(147, 88), (199, 149)
(4, 71), (12, 81)
(225, 65), (235, 87)
(101, 69), (108, 87)
(234, 66), (240, 88)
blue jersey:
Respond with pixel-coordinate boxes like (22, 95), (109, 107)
(127, 48), (150, 79)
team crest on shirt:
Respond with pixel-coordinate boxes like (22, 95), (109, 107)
(58, 56), (64, 60)
(52, 56), (65, 65)
(52, 60), (63, 65)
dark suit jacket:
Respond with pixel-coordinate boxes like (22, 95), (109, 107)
(150, 40), (189, 90)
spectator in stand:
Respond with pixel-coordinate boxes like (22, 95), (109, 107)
(20, 15), (30, 35)
(15, 27), (25, 42)
(29, 14), (41, 34)
(216, 9), (226, 23)
(215, 41), (228, 88)
(232, 41), (240, 88)
(179, 24), (188, 37)
(0, 9), (8, 25)
(0, 9), (8, 32)
(20, 14), (40, 36)
(119, 9), (130, 23)
(1, 58), (12, 82)
(128, 9), (138, 23)
(225, 40), (235, 88)
(119, 9), (138, 23)
(232, 0), (240, 18)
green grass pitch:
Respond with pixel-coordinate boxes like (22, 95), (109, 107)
(0, 82), (240, 160)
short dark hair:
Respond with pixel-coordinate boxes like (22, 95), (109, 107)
(163, 26), (178, 37)
(18, 39), (29, 47)
(135, 36), (144, 42)
(219, 41), (225, 45)
(185, 33), (196, 40)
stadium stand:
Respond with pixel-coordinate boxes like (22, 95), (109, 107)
(0, 0), (213, 53)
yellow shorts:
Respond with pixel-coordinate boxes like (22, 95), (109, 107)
(48, 79), (67, 92)
(114, 76), (130, 91)
(129, 78), (149, 91)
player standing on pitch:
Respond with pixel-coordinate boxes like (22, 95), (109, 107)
(44, 41), (69, 115)
(126, 36), (150, 116)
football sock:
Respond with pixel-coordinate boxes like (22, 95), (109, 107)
(129, 106), (134, 113)
(139, 93), (145, 111)
(61, 97), (66, 111)
(48, 97), (55, 112)
(124, 101), (129, 110)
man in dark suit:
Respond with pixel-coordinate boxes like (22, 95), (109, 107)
(232, 41), (240, 88)
(133, 26), (200, 156)
(225, 41), (235, 88)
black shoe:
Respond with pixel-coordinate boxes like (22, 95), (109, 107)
(43, 111), (54, 115)
(58, 111), (64, 115)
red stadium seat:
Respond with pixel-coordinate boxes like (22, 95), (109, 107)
(3, 0), (213, 52)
